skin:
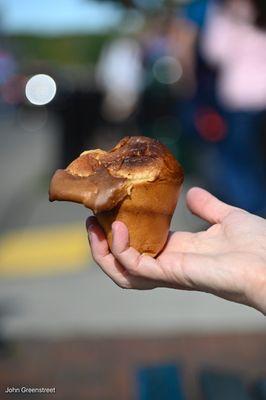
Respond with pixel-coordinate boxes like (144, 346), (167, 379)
(86, 187), (266, 315)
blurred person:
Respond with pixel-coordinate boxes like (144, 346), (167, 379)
(0, 48), (16, 86)
(178, 0), (266, 216)
(87, 187), (266, 315)
(0, 47), (17, 115)
(96, 37), (143, 123)
(136, 15), (185, 158)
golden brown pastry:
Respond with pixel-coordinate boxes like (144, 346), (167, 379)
(49, 136), (184, 256)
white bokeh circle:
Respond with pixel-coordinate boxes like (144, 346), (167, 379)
(25, 74), (57, 105)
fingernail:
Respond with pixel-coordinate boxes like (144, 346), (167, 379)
(87, 224), (93, 239)
(87, 227), (96, 246)
(87, 221), (96, 233)
(112, 221), (118, 232)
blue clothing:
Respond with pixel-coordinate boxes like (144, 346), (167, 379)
(179, 0), (266, 215)
(208, 111), (266, 214)
(182, 0), (209, 29)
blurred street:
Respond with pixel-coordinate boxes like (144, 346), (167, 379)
(0, 113), (264, 339)
(0, 1), (265, 398)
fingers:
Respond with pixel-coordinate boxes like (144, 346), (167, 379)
(86, 216), (109, 258)
(86, 218), (159, 289)
(111, 220), (130, 255)
(186, 187), (235, 224)
(86, 219), (216, 292)
(86, 217), (132, 288)
(111, 221), (142, 271)
(111, 221), (163, 281)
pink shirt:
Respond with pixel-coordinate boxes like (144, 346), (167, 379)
(201, 0), (266, 110)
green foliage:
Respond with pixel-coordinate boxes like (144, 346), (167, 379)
(7, 33), (113, 66)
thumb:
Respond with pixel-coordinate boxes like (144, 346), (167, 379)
(186, 187), (235, 224)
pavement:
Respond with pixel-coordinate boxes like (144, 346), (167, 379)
(0, 110), (265, 339)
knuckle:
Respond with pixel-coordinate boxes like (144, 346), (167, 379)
(116, 251), (141, 276)
(112, 250), (122, 260)
(126, 264), (139, 276)
(127, 258), (143, 276)
(116, 280), (132, 289)
(111, 245), (123, 258)
(137, 255), (151, 276)
(90, 253), (98, 264)
(92, 254), (104, 267)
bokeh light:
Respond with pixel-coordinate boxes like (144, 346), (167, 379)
(17, 107), (48, 132)
(25, 74), (57, 106)
(195, 108), (227, 142)
(153, 56), (183, 85)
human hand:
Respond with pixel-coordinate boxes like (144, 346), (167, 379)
(86, 187), (266, 314)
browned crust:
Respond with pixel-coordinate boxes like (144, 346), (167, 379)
(49, 136), (184, 213)
(66, 136), (184, 182)
(49, 168), (128, 213)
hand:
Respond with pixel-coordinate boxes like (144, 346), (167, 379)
(86, 187), (266, 314)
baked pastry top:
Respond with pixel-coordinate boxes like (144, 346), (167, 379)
(49, 136), (184, 214)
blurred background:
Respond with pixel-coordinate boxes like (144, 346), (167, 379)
(0, 0), (265, 398)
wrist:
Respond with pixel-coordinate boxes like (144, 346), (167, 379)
(248, 265), (266, 315)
